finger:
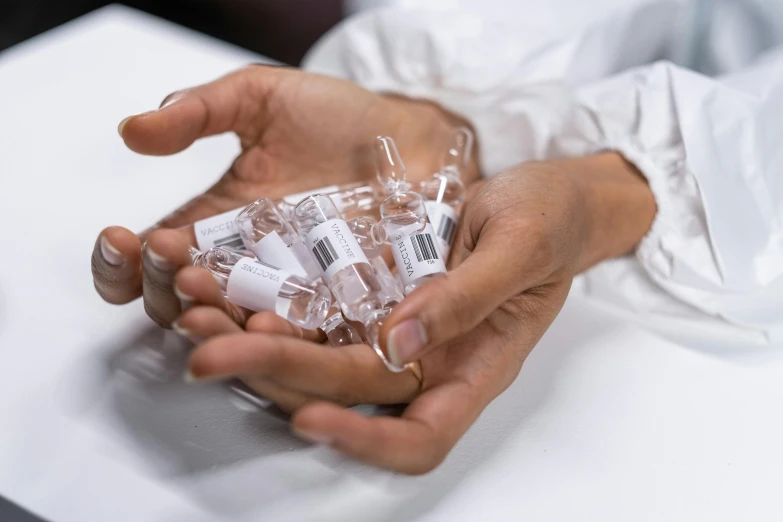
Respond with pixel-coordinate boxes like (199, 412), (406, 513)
(380, 221), (538, 366)
(238, 376), (325, 414)
(174, 306), (243, 343)
(92, 227), (143, 304)
(188, 333), (420, 405)
(118, 65), (286, 156)
(245, 311), (324, 343)
(174, 266), (247, 325)
(142, 229), (197, 328)
(291, 381), (482, 474)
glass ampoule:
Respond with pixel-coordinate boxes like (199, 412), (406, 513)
(292, 195), (384, 323)
(277, 182), (381, 223)
(235, 198), (321, 280)
(278, 135), (410, 222)
(379, 191), (447, 295)
(191, 186), (376, 254)
(347, 215), (405, 309)
(321, 312), (364, 346)
(370, 134), (447, 294)
(415, 127), (474, 260)
(190, 247), (331, 330)
(292, 195), (408, 372)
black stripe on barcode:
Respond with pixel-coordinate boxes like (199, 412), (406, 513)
(436, 215), (456, 245)
(254, 259), (281, 271)
(312, 236), (340, 272)
(215, 233), (245, 251)
(411, 233), (439, 262)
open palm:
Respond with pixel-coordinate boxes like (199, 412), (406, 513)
(92, 65), (476, 326)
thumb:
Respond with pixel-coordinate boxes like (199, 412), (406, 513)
(379, 225), (532, 367)
(117, 64), (287, 156)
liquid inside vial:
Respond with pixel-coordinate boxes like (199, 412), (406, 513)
(380, 192), (446, 295)
(192, 247), (331, 330)
(293, 195), (384, 323)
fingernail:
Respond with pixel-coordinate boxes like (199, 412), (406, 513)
(174, 284), (194, 310)
(386, 319), (427, 366)
(100, 236), (124, 266)
(293, 427), (334, 446)
(172, 320), (201, 343)
(182, 369), (220, 383)
(146, 247), (173, 271)
(117, 116), (132, 137)
(159, 94), (183, 109)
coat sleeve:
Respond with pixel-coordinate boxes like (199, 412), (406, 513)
(554, 53), (783, 341)
(304, 4), (783, 342)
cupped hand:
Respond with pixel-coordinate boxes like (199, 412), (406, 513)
(173, 153), (656, 474)
(91, 65), (478, 327)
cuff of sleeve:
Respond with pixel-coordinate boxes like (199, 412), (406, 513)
(587, 139), (678, 281)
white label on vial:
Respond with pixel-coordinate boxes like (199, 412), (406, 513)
(282, 185), (345, 212)
(193, 207), (245, 251)
(424, 201), (458, 259)
(251, 231), (307, 277)
(304, 219), (369, 281)
(391, 222), (447, 287)
(225, 258), (288, 313)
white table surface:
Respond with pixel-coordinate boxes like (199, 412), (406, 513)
(2, 5), (783, 521)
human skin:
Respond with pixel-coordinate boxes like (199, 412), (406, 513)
(92, 65), (656, 474)
(91, 64), (478, 327)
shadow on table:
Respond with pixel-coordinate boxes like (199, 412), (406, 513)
(92, 325), (307, 477)
(68, 299), (621, 520)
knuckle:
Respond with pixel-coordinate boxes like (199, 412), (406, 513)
(143, 298), (176, 328)
(406, 455), (442, 476)
(246, 311), (285, 333)
(180, 306), (216, 330)
(434, 278), (476, 335)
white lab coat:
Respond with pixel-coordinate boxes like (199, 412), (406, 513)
(304, 0), (783, 345)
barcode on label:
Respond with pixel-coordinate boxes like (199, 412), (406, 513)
(436, 215), (456, 245)
(215, 233), (245, 251)
(411, 233), (440, 262)
(312, 236), (340, 272)
(253, 259), (281, 271)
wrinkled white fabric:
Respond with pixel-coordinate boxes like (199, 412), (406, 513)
(306, 0), (783, 343)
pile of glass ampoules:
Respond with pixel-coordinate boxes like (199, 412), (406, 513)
(188, 129), (473, 371)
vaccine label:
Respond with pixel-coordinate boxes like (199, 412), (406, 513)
(282, 184), (345, 212)
(193, 207), (245, 251)
(391, 222), (447, 287)
(251, 231), (307, 277)
(226, 257), (288, 313)
(304, 219), (369, 281)
(424, 201), (458, 259)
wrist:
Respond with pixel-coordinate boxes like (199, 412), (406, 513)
(563, 152), (657, 272)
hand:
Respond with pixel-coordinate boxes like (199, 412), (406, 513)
(91, 65), (478, 327)
(176, 152), (656, 473)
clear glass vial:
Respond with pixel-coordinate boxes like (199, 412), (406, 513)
(191, 247), (331, 330)
(235, 197), (321, 279)
(277, 182), (382, 223)
(346, 215), (405, 309)
(380, 191), (447, 295)
(321, 312), (363, 346)
(416, 127), (474, 260)
(292, 194), (384, 323)
(374, 135), (410, 194)
(277, 134), (410, 224)
(292, 195), (405, 372)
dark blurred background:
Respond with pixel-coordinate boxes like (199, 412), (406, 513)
(0, 0), (345, 65)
